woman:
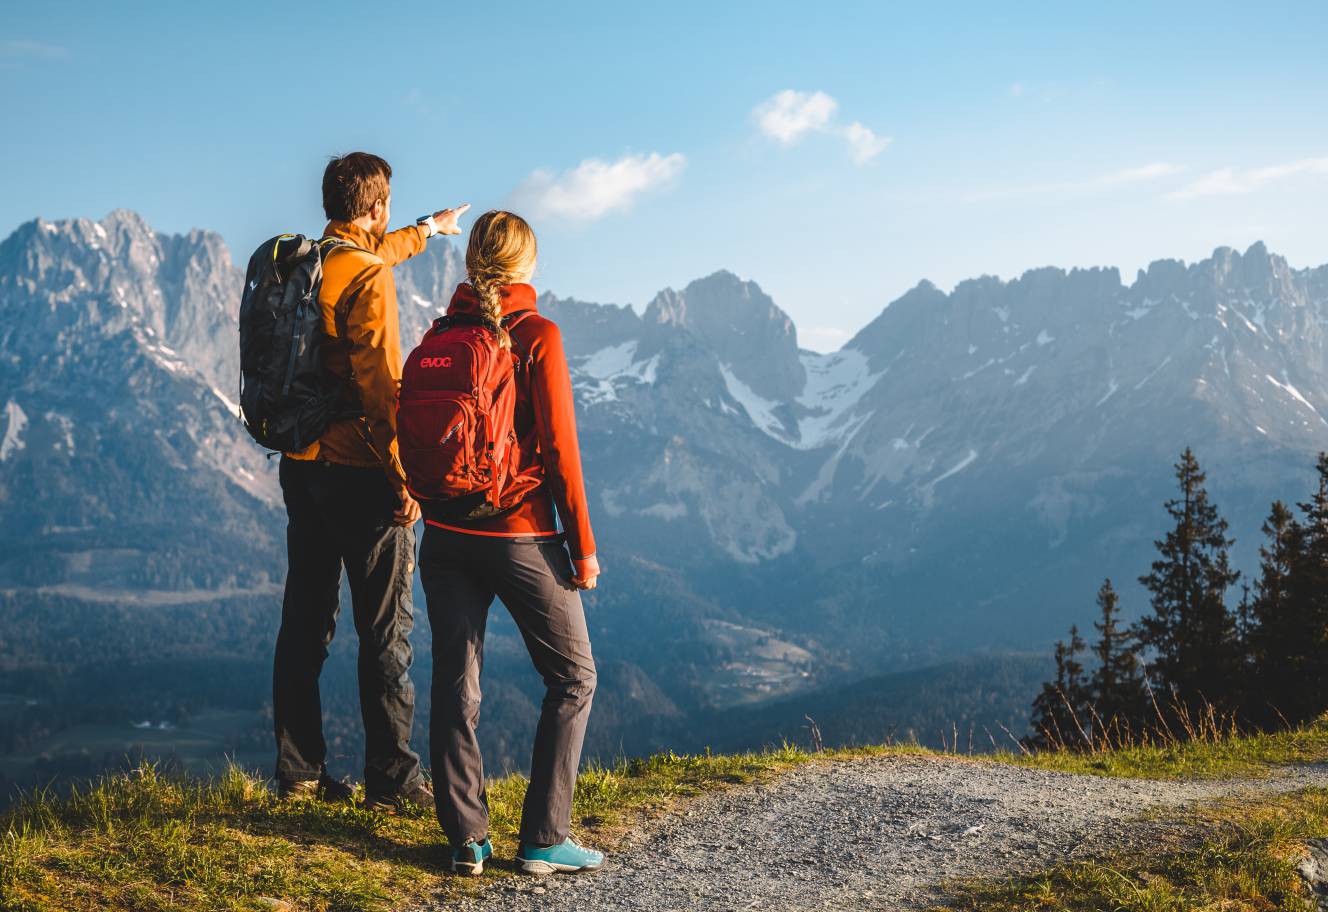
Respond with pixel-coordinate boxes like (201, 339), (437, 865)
(419, 210), (603, 877)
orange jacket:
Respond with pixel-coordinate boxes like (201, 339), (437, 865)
(423, 283), (598, 575)
(286, 220), (430, 490)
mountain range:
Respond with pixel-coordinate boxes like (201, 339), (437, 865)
(2, 211), (1327, 779)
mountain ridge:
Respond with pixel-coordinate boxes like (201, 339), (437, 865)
(4, 210), (1328, 720)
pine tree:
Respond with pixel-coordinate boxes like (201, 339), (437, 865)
(1235, 581), (1253, 653)
(1088, 579), (1147, 735)
(1135, 448), (1241, 711)
(1028, 625), (1090, 749)
(1278, 453), (1328, 723)
(1245, 499), (1304, 723)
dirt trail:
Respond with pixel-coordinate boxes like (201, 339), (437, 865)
(423, 754), (1328, 912)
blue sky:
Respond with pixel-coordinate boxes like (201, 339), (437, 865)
(2, 0), (1326, 350)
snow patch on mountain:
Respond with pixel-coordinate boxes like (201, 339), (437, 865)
(959, 358), (996, 381)
(1247, 300), (1270, 336)
(575, 341), (659, 404)
(1266, 372), (1324, 423)
(1123, 299), (1155, 321)
(211, 386), (241, 419)
(1, 400), (28, 461)
(1134, 355), (1173, 390)
(718, 350), (881, 451)
(915, 449), (980, 508)
(720, 364), (790, 441)
(796, 427), (870, 505)
(1096, 379), (1120, 407)
(931, 449), (979, 487)
(796, 350), (881, 450)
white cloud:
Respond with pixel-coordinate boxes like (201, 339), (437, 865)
(1168, 157), (1328, 200)
(0, 39), (67, 59)
(1098, 162), (1185, 184)
(969, 161), (1185, 201)
(512, 152), (686, 221)
(754, 90), (839, 143)
(753, 90), (889, 166)
(843, 122), (892, 165)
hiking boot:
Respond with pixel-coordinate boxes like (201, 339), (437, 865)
(276, 772), (355, 803)
(516, 837), (604, 875)
(363, 780), (435, 814)
(450, 837), (493, 876)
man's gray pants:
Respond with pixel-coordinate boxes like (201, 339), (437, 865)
(419, 526), (597, 847)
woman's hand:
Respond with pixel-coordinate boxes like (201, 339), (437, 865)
(571, 554), (600, 590)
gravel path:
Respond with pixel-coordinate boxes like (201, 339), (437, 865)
(425, 755), (1328, 912)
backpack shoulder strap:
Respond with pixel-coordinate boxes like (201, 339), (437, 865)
(428, 309), (537, 340)
(318, 236), (383, 266)
(502, 309), (536, 330)
(503, 309), (537, 368)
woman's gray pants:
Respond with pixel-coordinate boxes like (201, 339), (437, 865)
(420, 525), (597, 846)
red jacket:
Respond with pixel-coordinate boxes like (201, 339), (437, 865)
(423, 282), (598, 577)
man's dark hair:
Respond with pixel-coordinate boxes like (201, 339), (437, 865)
(322, 152), (392, 222)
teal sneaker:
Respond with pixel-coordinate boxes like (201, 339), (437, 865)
(450, 837), (493, 876)
(516, 837), (604, 875)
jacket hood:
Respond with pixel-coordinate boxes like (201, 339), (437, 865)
(448, 282), (539, 318)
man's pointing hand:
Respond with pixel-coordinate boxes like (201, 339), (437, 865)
(430, 203), (470, 236)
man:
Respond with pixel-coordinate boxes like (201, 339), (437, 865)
(272, 151), (468, 809)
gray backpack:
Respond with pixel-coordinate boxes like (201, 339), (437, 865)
(237, 234), (360, 451)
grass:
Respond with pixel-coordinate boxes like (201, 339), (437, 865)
(1001, 720), (1328, 780)
(932, 787), (1328, 911)
(0, 744), (868, 912)
(6, 722), (1328, 912)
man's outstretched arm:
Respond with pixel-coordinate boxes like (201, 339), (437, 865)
(377, 203), (471, 266)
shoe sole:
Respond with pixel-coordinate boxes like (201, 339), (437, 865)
(517, 858), (603, 876)
(452, 860), (485, 877)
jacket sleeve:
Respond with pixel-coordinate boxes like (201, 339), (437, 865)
(344, 263), (408, 491)
(375, 224), (429, 267)
(528, 322), (597, 571)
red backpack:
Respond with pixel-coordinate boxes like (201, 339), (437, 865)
(398, 310), (541, 519)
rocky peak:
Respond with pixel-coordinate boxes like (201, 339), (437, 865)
(845, 279), (947, 365)
(1195, 241), (1295, 298)
(539, 292), (641, 357)
(0, 211), (240, 393)
(643, 270), (805, 402)
(1124, 242), (1312, 339)
(394, 239), (468, 344)
(1132, 257), (1189, 302)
